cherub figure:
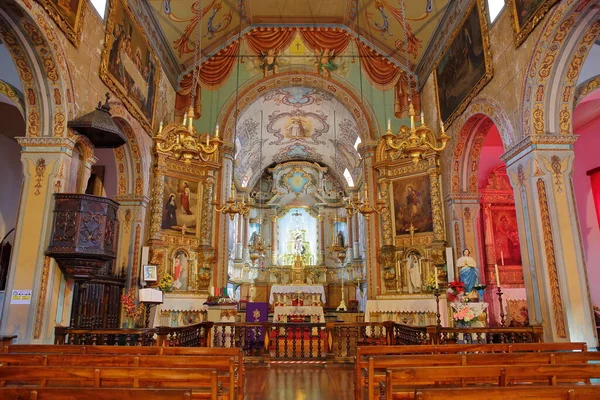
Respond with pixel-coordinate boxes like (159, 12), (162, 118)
(315, 48), (337, 77)
(260, 48), (279, 77)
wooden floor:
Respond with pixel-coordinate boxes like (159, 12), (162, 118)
(243, 364), (355, 400)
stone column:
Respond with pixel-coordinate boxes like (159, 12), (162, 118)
(346, 213), (354, 260)
(352, 206), (360, 259)
(270, 215), (278, 265)
(504, 135), (596, 345)
(235, 214), (243, 261)
(113, 195), (150, 286)
(318, 213), (325, 265)
(0, 137), (86, 342)
(242, 213), (250, 261)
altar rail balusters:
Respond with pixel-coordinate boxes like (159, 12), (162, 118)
(156, 322), (212, 347)
(429, 325), (543, 345)
(55, 326), (156, 346)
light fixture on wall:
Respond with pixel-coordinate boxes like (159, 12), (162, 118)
(213, 0), (249, 220)
(153, 6), (221, 163)
(380, 0), (449, 165)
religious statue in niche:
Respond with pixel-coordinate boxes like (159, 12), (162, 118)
(172, 250), (189, 291)
(162, 177), (198, 234)
(260, 48), (279, 77)
(393, 175), (433, 235)
(406, 252), (422, 293)
(457, 248), (478, 294)
(314, 49), (337, 77)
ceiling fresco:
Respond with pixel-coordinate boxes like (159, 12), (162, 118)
(234, 86), (362, 190)
(148, 0), (450, 72)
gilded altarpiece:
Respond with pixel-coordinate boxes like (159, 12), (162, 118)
(374, 143), (448, 297)
(148, 129), (221, 297)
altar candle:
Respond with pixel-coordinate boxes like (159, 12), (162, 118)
(387, 118), (391, 131)
(495, 263), (501, 287)
(434, 268), (439, 289)
(215, 124), (219, 138)
(206, 135), (210, 146)
(501, 251), (505, 266)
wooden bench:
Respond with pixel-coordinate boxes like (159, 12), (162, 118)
(0, 387), (193, 399)
(2, 345), (244, 399)
(385, 364), (600, 400)
(356, 342), (587, 400)
(0, 366), (221, 399)
(363, 351), (600, 399)
(414, 385), (600, 400)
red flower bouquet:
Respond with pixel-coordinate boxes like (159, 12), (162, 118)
(447, 279), (465, 302)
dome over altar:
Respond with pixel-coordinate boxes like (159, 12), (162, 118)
(234, 86), (362, 191)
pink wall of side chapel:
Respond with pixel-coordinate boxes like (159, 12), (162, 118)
(573, 91), (600, 307)
(477, 124), (504, 188)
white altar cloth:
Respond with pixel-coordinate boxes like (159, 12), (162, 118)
(269, 285), (326, 304)
(365, 297), (448, 326)
(273, 306), (325, 323)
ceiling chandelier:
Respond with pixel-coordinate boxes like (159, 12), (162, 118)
(153, 7), (220, 163)
(212, 0), (249, 220)
(381, 0), (449, 165)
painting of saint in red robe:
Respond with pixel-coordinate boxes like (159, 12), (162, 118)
(162, 177), (198, 235)
(492, 210), (522, 266)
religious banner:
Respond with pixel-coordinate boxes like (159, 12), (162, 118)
(35, 0), (87, 46)
(433, 0), (492, 126)
(508, 0), (559, 47)
(100, 0), (159, 132)
(245, 302), (268, 351)
(391, 174), (433, 236)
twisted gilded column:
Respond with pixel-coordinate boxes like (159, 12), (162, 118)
(148, 161), (166, 243)
(427, 162), (445, 242)
(199, 178), (215, 246)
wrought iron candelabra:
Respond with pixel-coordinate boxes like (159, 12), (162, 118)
(496, 286), (506, 327)
(433, 288), (442, 327)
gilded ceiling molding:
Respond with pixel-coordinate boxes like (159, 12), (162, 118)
(573, 74), (600, 107)
(0, 1), (74, 138)
(448, 95), (515, 194)
(521, 0), (600, 140)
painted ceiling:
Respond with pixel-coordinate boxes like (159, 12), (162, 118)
(234, 86), (361, 190)
(148, 0), (450, 72)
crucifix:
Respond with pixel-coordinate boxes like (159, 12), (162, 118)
(405, 223), (417, 245)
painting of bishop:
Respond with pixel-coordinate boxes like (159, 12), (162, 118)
(162, 177), (198, 235)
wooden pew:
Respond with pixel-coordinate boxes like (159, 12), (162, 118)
(0, 366), (221, 400)
(414, 385), (600, 400)
(363, 351), (600, 399)
(0, 353), (240, 399)
(0, 387), (193, 399)
(356, 342), (587, 400)
(385, 364), (600, 400)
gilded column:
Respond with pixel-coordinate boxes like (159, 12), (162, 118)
(199, 178), (215, 246)
(148, 159), (166, 243)
(270, 215), (278, 265)
(427, 161), (445, 242)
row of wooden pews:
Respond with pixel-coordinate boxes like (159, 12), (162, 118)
(0, 344), (244, 400)
(356, 342), (600, 400)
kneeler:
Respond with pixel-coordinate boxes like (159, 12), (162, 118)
(245, 302), (268, 350)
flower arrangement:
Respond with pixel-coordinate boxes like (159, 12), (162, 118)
(121, 287), (143, 327)
(424, 274), (437, 291)
(204, 295), (238, 306)
(157, 272), (173, 292)
(446, 279), (465, 302)
(453, 302), (476, 326)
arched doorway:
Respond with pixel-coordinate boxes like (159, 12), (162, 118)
(448, 99), (526, 327)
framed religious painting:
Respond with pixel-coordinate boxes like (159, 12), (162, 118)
(142, 265), (157, 282)
(35, 0), (87, 46)
(162, 176), (199, 236)
(489, 206), (522, 267)
(508, 0), (559, 47)
(391, 174), (433, 237)
(433, 0), (493, 127)
(100, 0), (159, 132)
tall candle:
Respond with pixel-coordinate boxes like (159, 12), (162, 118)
(494, 263), (501, 287)
(434, 268), (439, 289)
(501, 251), (505, 266)
(387, 118), (391, 131)
(445, 247), (455, 282)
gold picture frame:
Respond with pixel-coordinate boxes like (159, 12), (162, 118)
(508, 0), (559, 47)
(35, 0), (87, 46)
(433, 0), (493, 127)
(100, 0), (159, 133)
